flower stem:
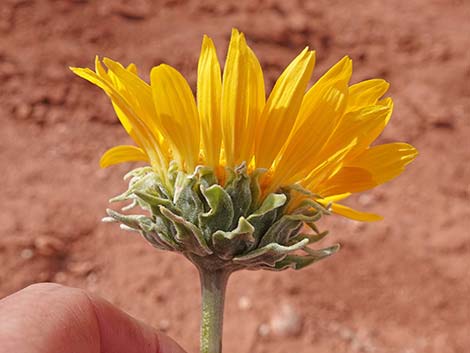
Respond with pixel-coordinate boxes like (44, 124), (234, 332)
(198, 268), (231, 353)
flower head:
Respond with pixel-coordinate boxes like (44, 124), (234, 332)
(71, 29), (417, 270)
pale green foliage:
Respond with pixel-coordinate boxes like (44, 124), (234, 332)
(104, 162), (339, 271)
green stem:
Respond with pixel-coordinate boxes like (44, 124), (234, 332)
(198, 268), (231, 353)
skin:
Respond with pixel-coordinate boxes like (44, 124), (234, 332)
(0, 283), (187, 353)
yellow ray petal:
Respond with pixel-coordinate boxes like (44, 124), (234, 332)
(102, 59), (171, 168)
(198, 35), (222, 168)
(347, 79), (389, 111)
(103, 58), (156, 131)
(255, 48), (316, 168)
(272, 61), (351, 187)
(70, 67), (160, 165)
(294, 55), (352, 126)
(126, 63), (138, 75)
(301, 138), (358, 192)
(151, 64), (200, 171)
(348, 99), (393, 161)
(84, 60), (132, 139)
(316, 167), (377, 196)
(100, 145), (149, 168)
(306, 56), (352, 97)
(242, 44), (266, 164)
(318, 103), (393, 164)
(329, 203), (383, 222)
(221, 28), (265, 167)
(376, 97), (394, 126)
(321, 193), (351, 203)
(348, 142), (418, 184)
(95, 56), (109, 80)
(103, 63), (151, 145)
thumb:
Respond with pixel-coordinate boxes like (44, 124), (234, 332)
(88, 290), (186, 353)
(0, 283), (186, 353)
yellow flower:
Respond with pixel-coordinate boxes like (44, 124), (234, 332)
(70, 29), (417, 222)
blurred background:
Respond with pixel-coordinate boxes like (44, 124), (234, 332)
(1, 0), (469, 352)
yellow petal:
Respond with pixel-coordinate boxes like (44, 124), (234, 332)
(302, 138), (358, 191)
(70, 67), (159, 165)
(349, 99), (394, 160)
(242, 36), (266, 166)
(272, 58), (351, 187)
(348, 142), (418, 184)
(242, 43), (266, 163)
(95, 56), (109, 80)
(347, 79), (389, 111)
(294, 55), (351, 127)
(151, 64), (200, 171)
(321, 193), (351, 203)
(255, 48), (316, 168)
(103, 58), (155, 127)
(221, 28), (265, 167)
(100, 145), (149, 168)
(376, 97), (394, 126)
(76, 59), (171, 173)
(316, 167), (377, 196)
(330, 203), (383, 222)
(126, 63), (138, 75)
(306, 56), (352, 97)
(319, 103), (393, 164)
(103, 59), (171, 165)
(198, 35), (222, 168)
(73, 65), (132, 134)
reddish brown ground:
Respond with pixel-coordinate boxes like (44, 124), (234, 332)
(1, 0), (469, 352)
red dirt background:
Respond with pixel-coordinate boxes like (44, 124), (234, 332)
(1, 0), (469, 352)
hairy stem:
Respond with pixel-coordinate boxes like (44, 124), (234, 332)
(198, 268), (231, 353)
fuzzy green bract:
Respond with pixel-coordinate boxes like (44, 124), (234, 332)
(104, 162), (340, 271)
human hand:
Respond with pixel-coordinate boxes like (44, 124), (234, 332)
(0, 283), (186, 353)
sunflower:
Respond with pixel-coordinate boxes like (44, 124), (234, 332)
(71, 30), (418, 352)
(71, 29), (417, 223)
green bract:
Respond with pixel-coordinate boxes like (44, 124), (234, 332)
(104, 162), (339, 272)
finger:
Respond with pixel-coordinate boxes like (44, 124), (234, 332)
(0, 283), (186, 353)
(87, 291), (186, 353)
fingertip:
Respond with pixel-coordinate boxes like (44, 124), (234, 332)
(88, 294), (188, 353)
(0, 284), (188, 353)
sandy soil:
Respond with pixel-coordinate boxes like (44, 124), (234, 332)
(1, 0), (469, 352)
